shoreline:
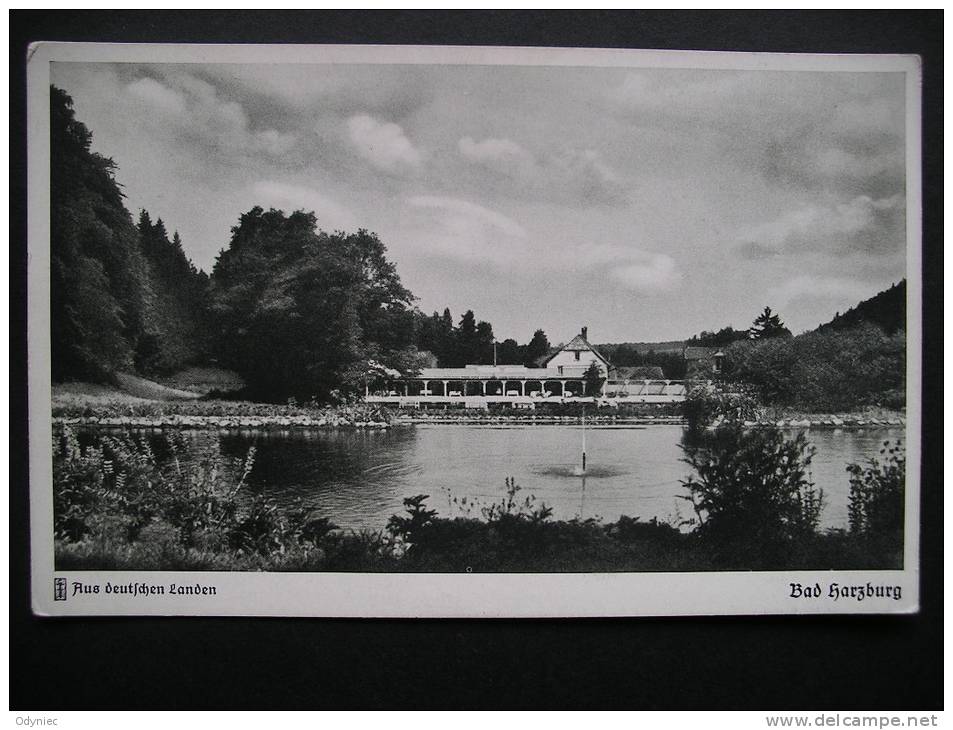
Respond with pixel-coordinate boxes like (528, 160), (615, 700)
(54, 411), (905, 431)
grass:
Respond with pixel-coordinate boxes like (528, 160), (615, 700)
(52, 387), (394, 424)
(53, 372), (202, 412)
(154, 366), (246, 395)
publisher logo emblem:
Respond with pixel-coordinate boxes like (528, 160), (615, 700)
(54, 578), (67, 601)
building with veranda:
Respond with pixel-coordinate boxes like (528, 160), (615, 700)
(365, 327), (688, 407)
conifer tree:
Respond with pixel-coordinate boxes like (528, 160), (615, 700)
(748, 307), (792, 339)
(50, 86), (153, 380)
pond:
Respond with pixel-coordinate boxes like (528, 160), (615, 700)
(203, 424), (903, 532)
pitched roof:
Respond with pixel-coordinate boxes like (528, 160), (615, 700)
(683, 346), (718, 360)
(543, 332), (610, 366)
(610, 365), (665, 380)
(560, 334), (593, 351)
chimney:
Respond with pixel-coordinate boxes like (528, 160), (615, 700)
(581, 326), (588, 340)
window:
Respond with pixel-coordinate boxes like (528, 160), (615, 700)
(574, 351), (580, 361)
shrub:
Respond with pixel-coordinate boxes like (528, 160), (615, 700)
(680, 424), (823, 552)
(682, 382), (760, 432)
(480, 477), (553, 524)
(847, 441), (905, 537)
(607, 515), (682, 545)
(52, 426), (337, 568)
(387, 494), (438, 545)
(724, 324), (905, 412)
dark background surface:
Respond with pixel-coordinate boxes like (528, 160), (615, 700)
(10, 11), (943, 710)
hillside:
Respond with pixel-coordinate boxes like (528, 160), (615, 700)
(817, 280), (905, 335)
(597, 341), (686, 355)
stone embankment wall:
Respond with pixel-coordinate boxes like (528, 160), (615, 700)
(54, 414), (391, 430)
(54, 412), (904, 431)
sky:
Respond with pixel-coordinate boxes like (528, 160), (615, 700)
(51, 60), (908, 344)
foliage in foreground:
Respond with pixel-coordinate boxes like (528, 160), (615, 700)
(680, 424), (824, 565)
(53, 427), (337, 570)
(847, 441), (905, 565)
(54, 427), (903, 573)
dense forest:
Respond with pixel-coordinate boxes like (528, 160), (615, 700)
(715, 295), (906, 411)
(817, 280), (906, 335)
(50, 86), (208, 382)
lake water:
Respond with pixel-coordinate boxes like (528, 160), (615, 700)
(205, 424), (903, 532)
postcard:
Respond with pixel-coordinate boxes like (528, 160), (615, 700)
(27, 43), (921, 616)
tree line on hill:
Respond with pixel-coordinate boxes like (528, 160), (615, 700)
(50, 86), (560, 401)
(51, 86), (210, 383)
(605, 293), (905, 411)
(414, 309), (552, 369)
(596, 345), (688, 380)
(50, 84), (907, 409)
(598, 307), (793, 379)
(688, 295), (906, 411)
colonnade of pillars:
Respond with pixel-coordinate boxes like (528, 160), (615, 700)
(366, 379), (589, 397)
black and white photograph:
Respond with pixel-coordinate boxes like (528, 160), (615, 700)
(27, 42), (921, 617)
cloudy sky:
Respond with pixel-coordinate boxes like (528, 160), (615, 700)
(51, 60), (907, 343)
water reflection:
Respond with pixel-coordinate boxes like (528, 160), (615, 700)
(83, 424), (904, 533)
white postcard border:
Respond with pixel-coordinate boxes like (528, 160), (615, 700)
(26, 42), (923, 618)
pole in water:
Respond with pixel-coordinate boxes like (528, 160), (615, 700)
(581, 407), (587, 473)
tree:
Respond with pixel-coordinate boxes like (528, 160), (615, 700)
(817, 280), (905, 336)
(680, 424), (823, 558)
(435, 308), (456, 366)
(748, 307), (792, 339)
(475, 321), (495, 364)
(135, 211), (209, 373)
(496, 338), (522, 365)
(209, 207), (418, 401)
(450, 310), (478, 367)
(583, 362), (605, 396)
(611, 343), (638, 366)
(687, 326), (747, 347)
(523, 329), (551, 367)
(724, 323), (904, 411)
(50, 85), (155, 381)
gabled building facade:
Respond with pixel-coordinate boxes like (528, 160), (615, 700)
(543, 327), (610, 378)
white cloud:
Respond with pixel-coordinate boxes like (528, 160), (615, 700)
(408, 195), (527, 239)
(127, 77), (188, 116)
(251, 181), (359, 233)
(396, 195), (529, 264)
(613, 70), (905, 199)
(347, 114), (422, 172)
(254, 129), (297, 156)
(457, 135), (628, 206)
(124, 73), (296, 159)
(611, 253), (682, 293)
(738, 195), (904, 258)
(458, 136), (535, 169)
(400, 196), (680, 292)
(777, 275), (882, 310)
(566, 242), (682, 292)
